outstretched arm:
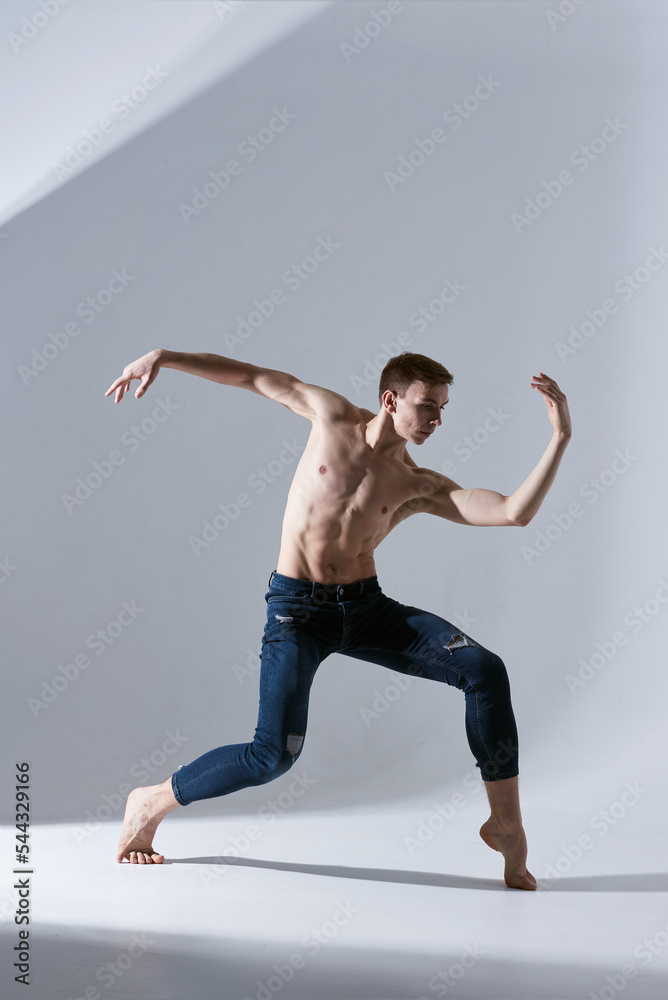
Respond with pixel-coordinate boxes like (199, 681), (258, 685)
(104, 349), (360, 422)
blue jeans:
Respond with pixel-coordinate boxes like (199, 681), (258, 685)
(171, 570), (519, 806)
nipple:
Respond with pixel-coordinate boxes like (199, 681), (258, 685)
(319, 465), (327, 474)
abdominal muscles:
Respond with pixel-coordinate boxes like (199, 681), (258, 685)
(275, 423), (411, 582)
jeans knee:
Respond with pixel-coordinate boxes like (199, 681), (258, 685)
(249, 732), (303, 784)
(473, 650), (511, 699)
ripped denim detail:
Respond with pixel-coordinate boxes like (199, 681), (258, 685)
(445, 633), (477, 652)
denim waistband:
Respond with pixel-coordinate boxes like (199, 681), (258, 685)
(267, 570), (381, 602)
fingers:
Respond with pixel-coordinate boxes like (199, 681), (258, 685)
(104, 376), (138, 403)
(105, 376), (130, 402)
(104, 376), (123, 397)
(530, 372), (566, 398)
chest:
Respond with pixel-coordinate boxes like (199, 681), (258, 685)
(295, 423), (416, 506)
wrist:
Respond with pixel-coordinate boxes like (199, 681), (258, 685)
(155, 348), (173, 367)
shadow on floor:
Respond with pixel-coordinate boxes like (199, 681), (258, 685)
(163, 855), (668, 893)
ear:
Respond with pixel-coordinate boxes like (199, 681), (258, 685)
(382, 389), (397, 412)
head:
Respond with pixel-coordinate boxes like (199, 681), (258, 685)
(378, 351), (454, 445)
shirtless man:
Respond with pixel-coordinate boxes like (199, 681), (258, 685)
(105, 349), (571, 889)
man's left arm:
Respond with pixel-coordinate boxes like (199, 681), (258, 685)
(420, 372), (571, 528)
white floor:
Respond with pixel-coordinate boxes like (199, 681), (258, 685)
(2, 778), (666, 1000)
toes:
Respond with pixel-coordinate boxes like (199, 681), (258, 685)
(506, 871), (537, 890)
(118, 847), (164, 864)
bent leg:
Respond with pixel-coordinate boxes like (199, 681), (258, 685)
(341, 594), (519, 781)
(341, 592), (534, 888)
(171, 617), (325, 806)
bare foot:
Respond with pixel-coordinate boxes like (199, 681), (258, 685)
(117, 779), (179, 864)
(479, 817), (537, 890)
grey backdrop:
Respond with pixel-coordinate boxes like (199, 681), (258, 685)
(3, 0), (667, 828)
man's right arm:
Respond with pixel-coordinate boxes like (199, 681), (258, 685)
(104, 348), (360, 423)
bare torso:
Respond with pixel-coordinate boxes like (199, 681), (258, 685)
(275, 409), (436, 584)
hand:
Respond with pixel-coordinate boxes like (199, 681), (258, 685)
(105, 350), (162, 403)
(530, 372), (571, 437)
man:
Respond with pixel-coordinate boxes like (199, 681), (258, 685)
(105, 349), (571, 889)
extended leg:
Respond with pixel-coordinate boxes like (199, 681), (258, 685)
(170, 623), (322, 806)
(117, 605), (325, 862)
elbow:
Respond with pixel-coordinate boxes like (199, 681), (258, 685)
(507, 507), (531, 527)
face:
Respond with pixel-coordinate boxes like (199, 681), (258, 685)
(386, 381), (450, 444)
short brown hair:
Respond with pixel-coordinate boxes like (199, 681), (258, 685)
(378, 351), (454, 406)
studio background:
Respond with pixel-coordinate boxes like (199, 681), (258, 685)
(2, 0), (665, 841)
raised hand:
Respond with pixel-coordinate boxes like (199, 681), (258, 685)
(105, 349), (162, 404)
(530, 372), (571, 437)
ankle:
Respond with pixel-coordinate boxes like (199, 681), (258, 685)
(488, 813), (523, 834)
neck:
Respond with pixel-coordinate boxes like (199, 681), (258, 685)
(365, 411), (407, 457)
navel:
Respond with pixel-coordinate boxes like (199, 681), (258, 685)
(319, 465), (327, 474)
